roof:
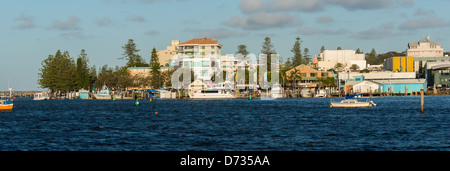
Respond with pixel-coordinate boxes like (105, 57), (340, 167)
(178, 38), (222, 46)
(372, 79), (426, 85)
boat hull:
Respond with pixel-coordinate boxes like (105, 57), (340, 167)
(0, 104), (13, 110)
(93, 94), (111, 100)
(189, 93), (235, 99)
(330, 102), (371, 108)
(33, 97), (49, 101)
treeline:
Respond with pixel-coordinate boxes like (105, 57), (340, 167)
(38, 39), (165, 92)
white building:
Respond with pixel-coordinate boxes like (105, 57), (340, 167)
(173, 38), (222, 81)
(406, 36), (445, 73)
(317, 50), (366, 71)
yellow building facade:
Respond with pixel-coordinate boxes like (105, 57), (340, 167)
(384, 56), (414, 72)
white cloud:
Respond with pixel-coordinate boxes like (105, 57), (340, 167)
(190, 28), (247, 39)
(95, 16), (116, 27)
(296, 27), (349, 35)
(399, 16), (450, 30)
(328, 0), (393, 10)
(52, 16), (82, 30)
(14, 13), (36, 30)
(267, 0), (325, 12)
(239, 0), (265, 13)
(126, 15), (146, 22)
(225, 12), (301, 30)
(145, 30), (159, 35)
(316, 16), (334, 24)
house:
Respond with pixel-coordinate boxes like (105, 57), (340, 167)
(286, 64), (332, 88)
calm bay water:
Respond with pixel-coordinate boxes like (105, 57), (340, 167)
(1, 96), (450, 151)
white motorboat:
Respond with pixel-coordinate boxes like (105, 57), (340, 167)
(189, 88), (235, 99)
(330, 94), (376, 108)
(93, 89), (111, 100)
(33, 92), (50, 100)
(315, 89), (327, 97)
(300, 88), (313, 98)
(330, 98), (376, 108)
(270, 83), (283, 98)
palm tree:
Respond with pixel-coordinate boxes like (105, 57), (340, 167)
(287, 68), (302, 97)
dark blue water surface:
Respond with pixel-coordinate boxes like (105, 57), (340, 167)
(1, 96), (450, 151)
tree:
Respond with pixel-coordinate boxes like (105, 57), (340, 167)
(337, 46), (342, 50)
(38, 50), (77, 92)
(356, 48), (363, 54)
(303, 48), (311, 64)
(150, 48), (161, 89)
(76, 49), (91, 90)
(320, 46), (326, 53)
(334, 63), (344, 70)
(350, 64), (360, 71)
(291, 37), (302, 67)
(236, 45), (249, 57)
(366, 48), (377, 65)
(261, 37), (277, 72)
(120, 39), (147, 67)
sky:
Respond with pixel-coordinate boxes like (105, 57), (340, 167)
(1, 0), (450, 91)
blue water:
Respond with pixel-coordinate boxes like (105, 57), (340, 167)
(1, 96), (450, 151)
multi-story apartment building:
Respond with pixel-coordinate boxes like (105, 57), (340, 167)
(156, 40), (179, 67)
(173, 38), (223, 81)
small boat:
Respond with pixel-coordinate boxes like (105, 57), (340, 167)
(93, 88), (111, 100)
(330, 94), (376, 108)
(189, 88), (235, 99)
(33, 92), (50, 100)
(300, 88), (313, 98)
(0, 88), (14, 111)
(315, 89), (327, 97)
(270, 83), (283, 99)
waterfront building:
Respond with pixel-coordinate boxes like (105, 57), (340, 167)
(173, 38), (223, 81)
(406, 36), (446, 75)
(383, 56), (414, 72)
(373, 79), (427, 94)
(425, 62), (450, 88)
(337, 71), (416, 89)
(337, 71), (426, 93)
(286, 64), (332, 88)
(157, 40), (179, 67)
(317, 49), (367, 71)
(346, 80), (379, 94)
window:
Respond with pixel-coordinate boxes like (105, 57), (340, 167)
(211, 46), (215, 49)
(202, 46), (205, 49)
(310, 73), (317, 77)
(211, 52), (215, 55)
(321, 73), (328, 77)
(201, 70), (208, 77)
(202, 52), (206, 56)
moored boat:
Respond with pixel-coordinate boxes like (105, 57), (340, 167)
(189, 88), (235, 99)
(33, 92), (50, 100)
(0, 88), (14, 111)
(93, 88), (111, 100)
(330, 94), (376, 108)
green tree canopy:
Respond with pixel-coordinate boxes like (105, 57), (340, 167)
(291, 37), (302, 67)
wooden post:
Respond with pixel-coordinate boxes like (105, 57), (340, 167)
(420, 87), (424, 113)
(405, 86), (408, 96)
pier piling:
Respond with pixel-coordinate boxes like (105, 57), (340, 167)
(420, 87), (424, 113)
